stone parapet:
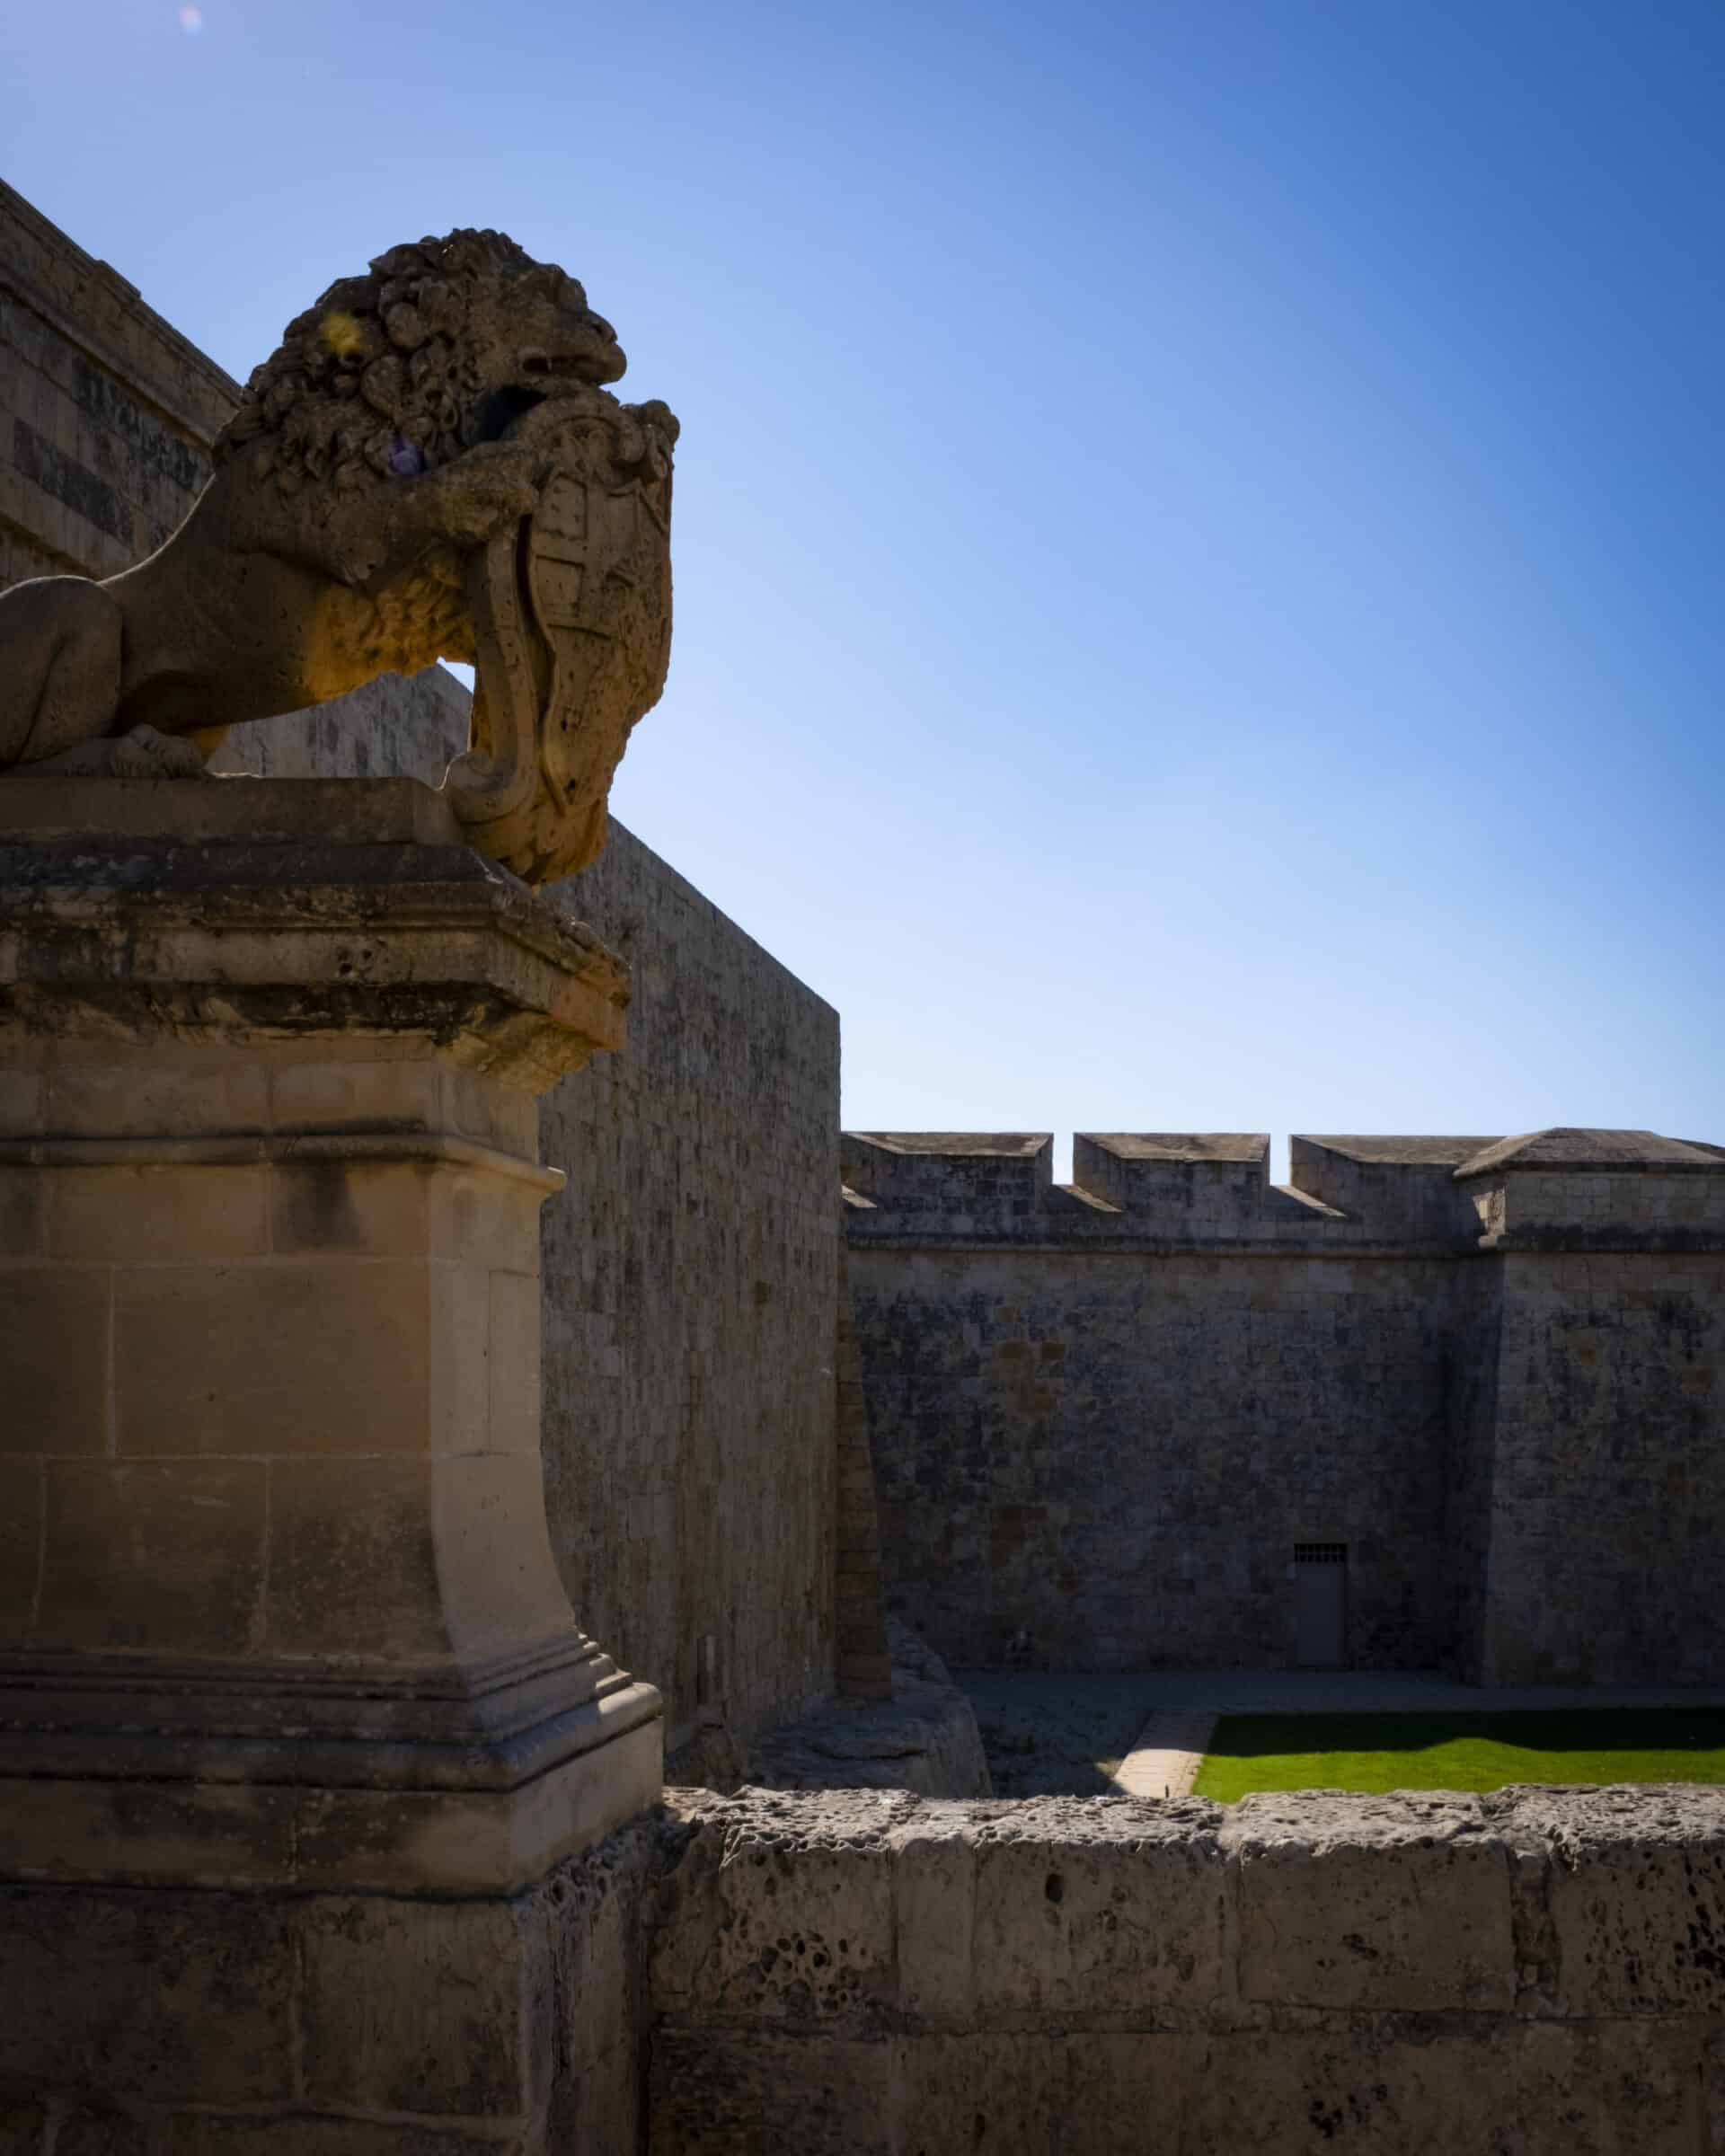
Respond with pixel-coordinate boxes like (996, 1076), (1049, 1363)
(844, 1127), (1725, 1253)
(647, 1784), (1725, 2153)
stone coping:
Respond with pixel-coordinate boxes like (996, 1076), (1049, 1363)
(1083, 1133), (1269, 1163)
(1455, 1126), (1725, 1178)
(845, 1132), (1049, 1157)
(0, 773), (463, 846)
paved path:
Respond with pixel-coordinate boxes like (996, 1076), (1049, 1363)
(1110, 1710), (1216, 1798)
(1107, 1669), (1725, 1802)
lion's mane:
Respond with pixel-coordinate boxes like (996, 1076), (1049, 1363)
(216, 228), (551, 499)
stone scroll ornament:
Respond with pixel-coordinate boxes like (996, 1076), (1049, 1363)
(0, 228), (677, 887)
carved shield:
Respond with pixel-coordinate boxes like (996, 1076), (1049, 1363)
(443, 394), (676, 888)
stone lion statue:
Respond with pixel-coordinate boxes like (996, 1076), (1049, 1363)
(0, 228), (677, 884)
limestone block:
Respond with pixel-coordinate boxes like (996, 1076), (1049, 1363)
(650, 1790), (906, 2026)
(0, 1070), (41, 1134)
(112, 1259), (436, 1456)
(0, 2104), (46, 2155)
(263, 1449), (573, 1662)
(1077, 2036), (1196, 2152)
(969, 1796), (1234, 2015)
(48, 1162), (269, 1259)
(891, 2035), (1066, 2156)
(268, 1158), (438, 1259)
(0, 1165), (42, 1255)
(889, 1807), (978, 2019)
(296, 1894), (548, 2118)
(1511, 2021), (1706, 2156)
(0, 1776), (297, 1891)
(0, 1266), (107, 1453)
(1495, 1785), (1725, 2016)
(0, 1886), (295, 2103)
(1224, 1792), (1515, 2011)
(646, 2029), (892, 2156)
(44, 1060), (270, 1138)
(537, 1818), (655, 2155)
(263, 1455), (447, 1657)
(1188, 2029), (1456, 2152)
(140, 2125), (516, 2155)
(49, 2112), (152, 2156)
(0, 1460), (40, 1644)
(35, 1459), (267, 1654)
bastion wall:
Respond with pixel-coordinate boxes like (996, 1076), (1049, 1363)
(0, 178), (842, 1751)
(845, 1131), (1725, 1685)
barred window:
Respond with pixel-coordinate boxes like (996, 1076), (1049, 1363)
(1293, 1542), (1348, 1566)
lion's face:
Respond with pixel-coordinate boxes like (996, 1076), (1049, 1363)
(468, 257), (625, 401)
(217, 228), (633, 495)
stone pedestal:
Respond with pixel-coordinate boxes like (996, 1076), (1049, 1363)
(0, 778), (661, 2149)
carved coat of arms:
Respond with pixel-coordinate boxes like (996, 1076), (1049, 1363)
(444, 392), (677, 887)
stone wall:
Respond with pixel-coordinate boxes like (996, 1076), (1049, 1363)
(850, 1243), (1461, 1672)
(647, 1782), (1725, 2154)
(0, 180), (232, 584)
(845, 1130), (1725, 1683)
(1475, 1250), (1725, 1685)
(542, 831), (841, 1751)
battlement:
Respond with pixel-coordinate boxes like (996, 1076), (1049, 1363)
(842, 1126), (1725, 1248)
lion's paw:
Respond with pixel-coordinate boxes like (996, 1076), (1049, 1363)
(35, 725), (214, 780)
(424, 443), (542, 541)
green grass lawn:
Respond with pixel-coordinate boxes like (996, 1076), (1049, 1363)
(1190, 1709), (1725, 1802)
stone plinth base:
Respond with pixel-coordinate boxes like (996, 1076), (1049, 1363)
(0, 1814), (658, 2154)
(0, 778), (664, 2143)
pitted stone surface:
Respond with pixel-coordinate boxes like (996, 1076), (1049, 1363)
(1489, 1782), (1725, 2016)
(646, 1786), (1725, 2152)
(1223, 1790), (1515, 2010)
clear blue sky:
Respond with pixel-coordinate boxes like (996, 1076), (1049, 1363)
(7, 0), (1722, 1166)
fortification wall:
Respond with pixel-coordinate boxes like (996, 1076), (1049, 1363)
(543, 833), (840, 1751)
(0, 182), (844, 1754)
(845, 1131), (1725, 1682)
(648, 1783), (1725, 2154)
(849, 1244), (1460, 1670)
(1479, 1250), (1725, 1685)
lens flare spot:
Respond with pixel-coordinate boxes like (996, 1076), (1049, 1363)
(320, 311), (367, 360)
(178, 4), (204, 31)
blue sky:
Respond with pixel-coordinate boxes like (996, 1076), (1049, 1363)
(6, 1), (1722, 1167)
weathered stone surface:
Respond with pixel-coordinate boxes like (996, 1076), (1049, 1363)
(889, 2035), (1066, 2156)
(647, 2031), (892, 2156)
(642, 1788), (1725, 2153)
(541, 822), (842, 1755)
(296, 1894), (546, 2116)
(651, 1789), (907, 2028)
(969, 1795), (1233, 2015)
(158, 2124), (524, 2155)
(1493, 1783), (1725, 2016)
(748, 1624), (989, 1799)
(0, 1886), (296, 2104)
(1225, 1790), (1514, 2010)
(1179, 2021), (1704, 2154)
(0, 2106), (49, 2156)
(1470, 1250), (1725, 1684)
(845, 1129), (1725, 1683)
(0, 1820), (655, 2153)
